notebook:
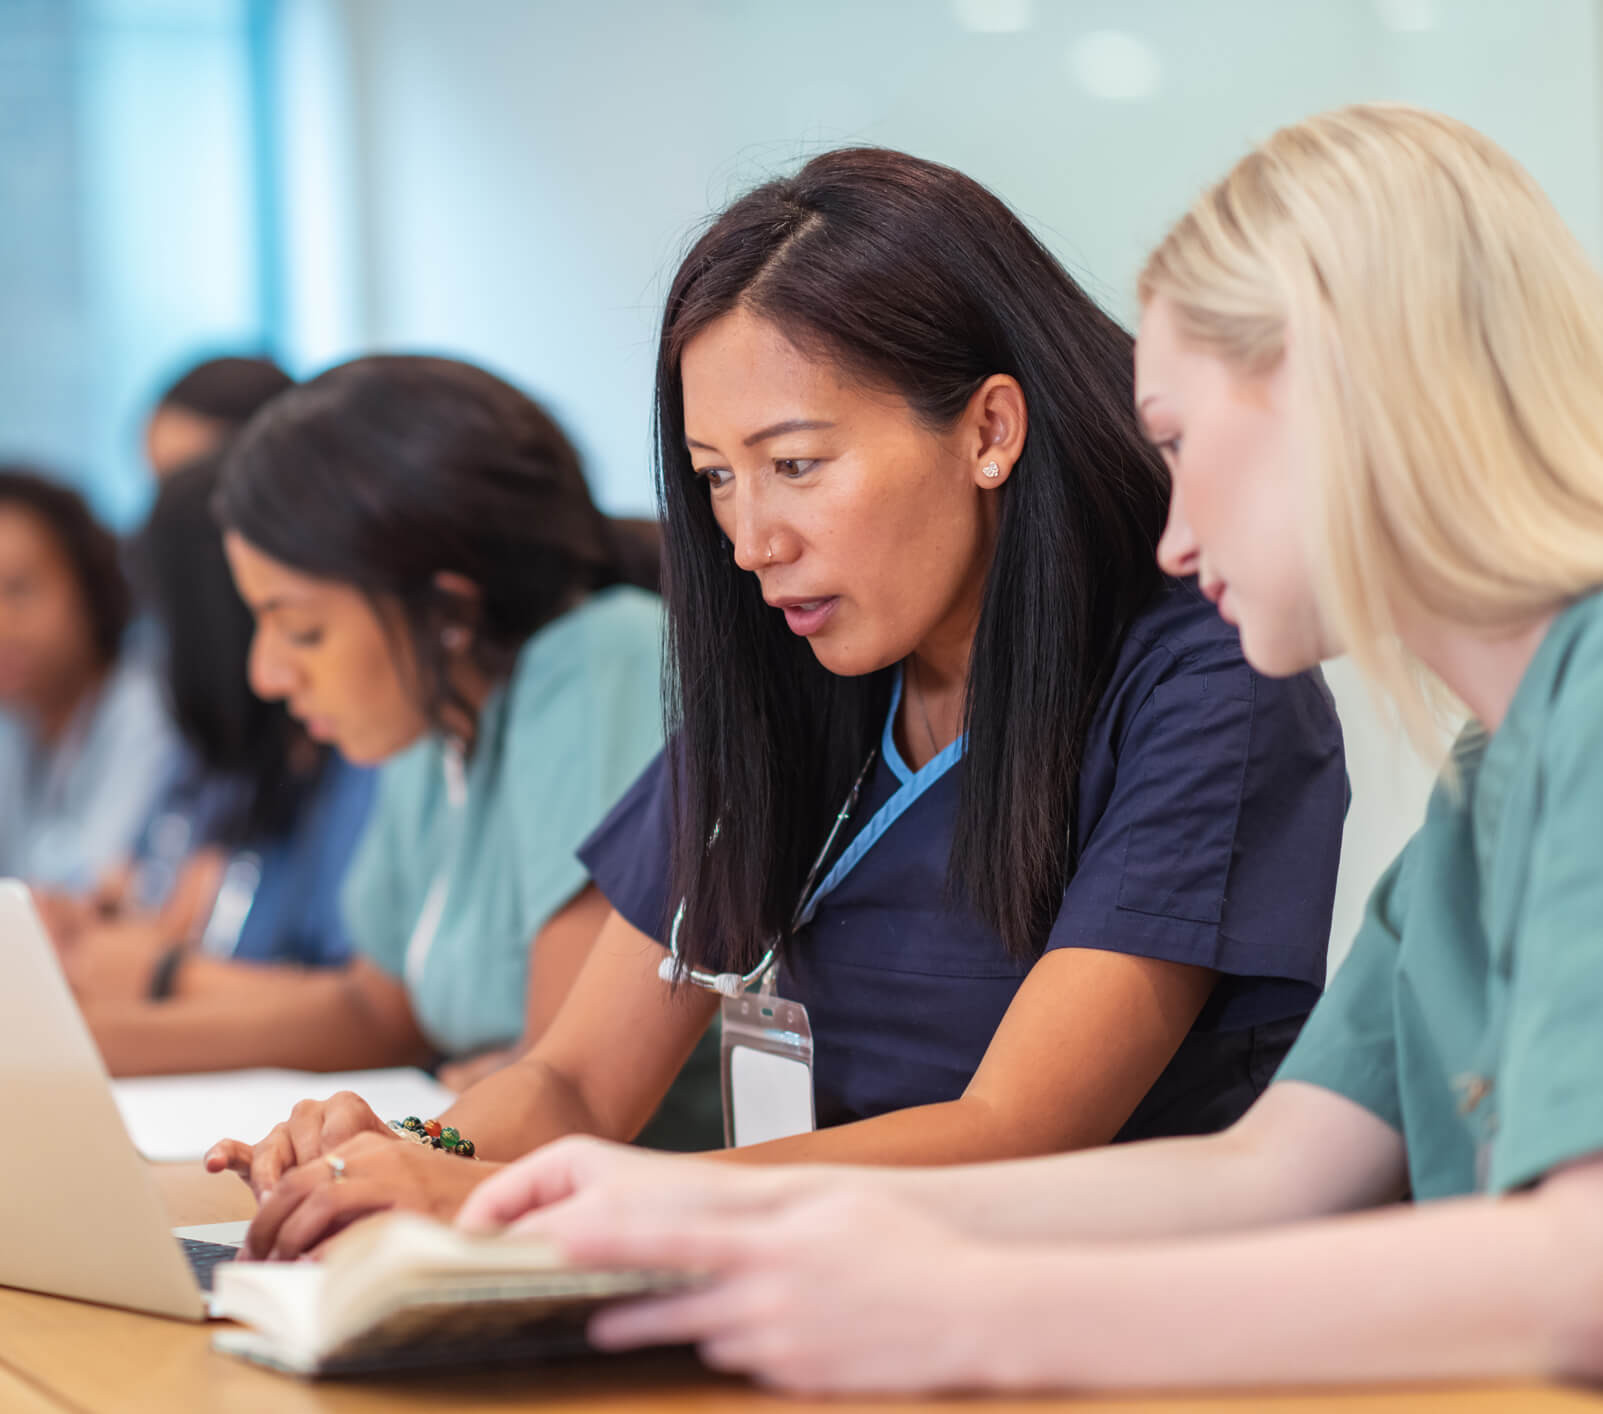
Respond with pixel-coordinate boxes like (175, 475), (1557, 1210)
(112, 1067), (458, 1162)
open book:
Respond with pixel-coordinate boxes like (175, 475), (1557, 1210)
(211, 1214), (693, 1377)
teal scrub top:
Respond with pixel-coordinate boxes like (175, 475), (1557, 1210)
(1278, 588), (1603, 1198)
(342, 587), (665, 1057)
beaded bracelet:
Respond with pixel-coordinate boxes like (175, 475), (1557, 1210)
(388, 1115), (477, 1158)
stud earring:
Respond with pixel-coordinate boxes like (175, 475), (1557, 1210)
(441, 625), (470, 652)
(981, 461), (1002, 480)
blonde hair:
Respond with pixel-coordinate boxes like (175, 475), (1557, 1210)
(1140, 103), (1603, 747)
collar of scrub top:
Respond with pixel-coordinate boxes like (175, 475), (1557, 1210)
(657, 667), (968, 998)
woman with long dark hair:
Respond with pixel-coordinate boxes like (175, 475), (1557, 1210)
(86, 355), (718, 1150)
(221, 149), (1347, 1260)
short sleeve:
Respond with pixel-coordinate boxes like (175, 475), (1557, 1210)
(1273, 842), (1413, 1132)
(340, 755), (418, 977)
(575, 748), (674, 943)
(1049, 648), (1346, 988)
(506, 589), (666, 941)
(1491, 654), (1603, 1191)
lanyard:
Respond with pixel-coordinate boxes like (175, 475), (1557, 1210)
(403, 738), (468, 993)
(198, 851), (263, 957)
(661, 667), (966, 994)
(794, 669), (964, 929)
(660, 746), (876, 997)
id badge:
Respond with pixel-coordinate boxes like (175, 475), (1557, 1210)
(719, 980), (815, 1148)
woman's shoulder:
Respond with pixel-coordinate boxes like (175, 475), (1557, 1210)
(1506, 586), (1603, 786)
(507, 586), (664, 711)
(537, 583), (663, 649)
(1117, 577), (1255, 672)
(1538, 586), (1603, 710)
(1097, 577), (1340, 743)
(82, 651), (181, 766)
(96, 649), (171, 725)
(1107, 577), (1275, 703)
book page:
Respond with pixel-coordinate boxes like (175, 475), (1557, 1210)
(212, 1215), (688, 1374)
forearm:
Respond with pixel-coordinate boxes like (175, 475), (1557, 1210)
(85, 973), (429, 1076)
(720, 1095), (1083, 1168)
(983, 1187), (1603, 1391)
(441, 1055), (619, 1161)
(439, 958), (719, 1162)
(739, 1085), (1404, 1244)
(173, 956), (332, 1002)
(884, 1125), (1299, 1241)
(700, 1123), (1286, 1243)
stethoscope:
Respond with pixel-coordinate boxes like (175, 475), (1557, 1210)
(657, 747), (879, 997)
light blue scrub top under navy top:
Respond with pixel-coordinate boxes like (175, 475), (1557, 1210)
(580, 579), (1349, 1141)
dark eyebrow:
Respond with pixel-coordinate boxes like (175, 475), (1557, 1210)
(252, 595), (317, 617)
(686, 419), (836, 454)
(744, 418), (834, 447)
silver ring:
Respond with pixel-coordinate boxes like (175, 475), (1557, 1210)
(326, 1153), (348, 1183)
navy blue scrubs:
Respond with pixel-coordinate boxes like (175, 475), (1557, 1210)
(580, 580), (1347, 1142)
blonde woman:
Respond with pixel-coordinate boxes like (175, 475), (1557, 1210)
(451, 104), (1603, 1394)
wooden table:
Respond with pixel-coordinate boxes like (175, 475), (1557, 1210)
(0, 1166), (1598, 1413)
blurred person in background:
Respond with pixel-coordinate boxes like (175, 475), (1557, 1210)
(53, 451), (374, 999)
(82, 355), (721, 1151)
(0, 468), (179, 894)
(143, 354), (293, 480)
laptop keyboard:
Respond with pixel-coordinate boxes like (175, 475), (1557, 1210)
(179, 1238), (239, 1292)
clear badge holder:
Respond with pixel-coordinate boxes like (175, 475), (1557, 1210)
(719, 962), (815, 1148)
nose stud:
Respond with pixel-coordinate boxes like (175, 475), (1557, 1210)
(982, 461), (1001, 480)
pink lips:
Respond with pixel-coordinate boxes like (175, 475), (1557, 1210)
(295, 710), (336, 743)
(1200, 578), (1236, 626)
(774, 597), (839, 637)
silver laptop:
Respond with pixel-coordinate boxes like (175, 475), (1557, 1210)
(0, 880), (246, 1320)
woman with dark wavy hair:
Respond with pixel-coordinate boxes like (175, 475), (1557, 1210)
(232, 148), (1348, 1263)
(88, 355), (718, 1151)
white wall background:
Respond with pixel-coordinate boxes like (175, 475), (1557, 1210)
(0, 0), (267, 527)
(277, 0), (1603, 968)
